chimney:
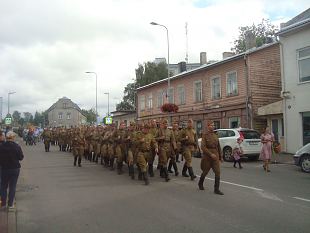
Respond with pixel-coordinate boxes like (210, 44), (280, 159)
(245, 31), (256, 50)
(222, 52), (235, 59)
(200, 52), (207, 65)
(178, 61), (187, 73)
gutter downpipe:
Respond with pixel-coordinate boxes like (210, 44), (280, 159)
(279, 41), (288, 152)
(244, 53), (251, 128)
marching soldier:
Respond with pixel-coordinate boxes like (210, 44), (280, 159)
(41, 128), (52, 152)
(199, 120), (224, 195)
(156, 119), (177, 181)
(180, 119), (198, 180)
(113, 122), (126, 174)
(125, 122), (137, 179)
(72, 128), (85, 167)
(148, 119), (158, 177)
(168, 121), (181, 175)
(136, 123), (158, 185)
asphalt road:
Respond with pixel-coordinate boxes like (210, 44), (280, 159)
(15, 140), (310, 233)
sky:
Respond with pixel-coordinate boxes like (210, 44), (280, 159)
(0, 0), (309, 120)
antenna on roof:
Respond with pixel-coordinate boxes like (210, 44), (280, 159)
(185, 22), (189, 64)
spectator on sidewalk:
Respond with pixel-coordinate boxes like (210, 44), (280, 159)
(233, 137), (243, 169)
(260, 126), (274, 172)
(0, 131), (24, 210)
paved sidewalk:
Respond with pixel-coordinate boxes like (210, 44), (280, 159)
(270, 152), (294, 165)
(0, 206), (17, 233)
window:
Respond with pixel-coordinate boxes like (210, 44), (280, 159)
(147, 94), (153, 109)
(140, 95), (145, 111)
(298, 47), (310, 82)
(216, 130), (235, 138)
(157, 90), (164, 108)
(178, 85), (185, 105)
(229, 116), (240, 128)
(194, 80), (202, 102)
(67, 113), (71, 120)
(213, 120), (221, 129)
(58, 112), (63, 119)
(226, 71), (238, 96)
(63, 103), (68, 108)
(196, 120), (202, 138)
(302, 112), (310, 145)
(211, 77), (221, 100)
(167, 88), (174, 104)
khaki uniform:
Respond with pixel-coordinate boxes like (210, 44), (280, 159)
(72, 131), (85, 167)
(42, 130), (52, 152)
(113, 128), (126, 174)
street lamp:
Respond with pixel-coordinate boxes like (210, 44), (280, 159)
(150, 21), (170, 97)
(85, 71), (98, 123)
(8, 91), (16, 116)
(104, 92), (109, 116)
(0, 96), (3, 121)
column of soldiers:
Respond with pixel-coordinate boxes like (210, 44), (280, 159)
(40, 118), (224, 194)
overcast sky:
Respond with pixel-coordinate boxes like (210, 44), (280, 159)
(0, 0), (309, 119)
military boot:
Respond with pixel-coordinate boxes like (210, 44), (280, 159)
(129, 165), (135, 180)
(117, 162), (123, 175)
(160, 166), (164, 178)
(172, 162), (179, 176)
(198, 175), (205, 190)
(74, 156), (77, 166)
(167, 160), (173, 173)
(182, 164), (189, 177)
(188, 167), (197, 180)
(142, 172), (149, 185)
(163, 167), (170, 182)
(214, 176), (224, 195)
(148, 164), (154, 177)
(137, 166), (142, 180)
(78, 157), (82, 167)
(110, 158), (115, 170)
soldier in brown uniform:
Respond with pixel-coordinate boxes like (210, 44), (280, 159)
(125, 122), (137, 179)
(113, 122), (126, 174)
(199, 120), (224, 195)
(107, 125), (116, 170)
(168, 121), (181, 175)
(136, 123), (158, 185)
(180, 119), (198, 180)
(41, 128), (52, 152)
(148, 119), (158, 177)
(72, 128), (85, 167)
(157, 119), (177, 181)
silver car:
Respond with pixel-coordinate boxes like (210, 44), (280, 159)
(294, 143), (310, 173)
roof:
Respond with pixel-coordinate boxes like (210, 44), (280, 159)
(278, 8), (310, 36)
(46, 97), (83, 114)
(137, 42), (279, 91)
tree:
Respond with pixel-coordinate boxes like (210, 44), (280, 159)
(81, 108), (96, 124)
(117, 61), (168, 111)
(231, 19), (278, 54)
(12, 111), (21, 123)
(23, 112), (33, 123)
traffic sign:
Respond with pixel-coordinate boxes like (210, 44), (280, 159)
(104, 116), (113, 125)
(5, 117), (12, 125)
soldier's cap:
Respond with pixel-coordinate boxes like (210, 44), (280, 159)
(162, 119), (168, 124)
(129, 122), (136, 126)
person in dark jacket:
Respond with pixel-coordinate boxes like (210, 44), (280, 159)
(0, 131), (24, 209)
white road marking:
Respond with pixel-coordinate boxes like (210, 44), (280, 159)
(292, 197), (310, 202)
(196, 175), (264, 192)
(256, 190), (283, 202)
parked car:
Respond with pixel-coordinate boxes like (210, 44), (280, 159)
(198, 128), (262, 161)
(293, 143), (310, 173)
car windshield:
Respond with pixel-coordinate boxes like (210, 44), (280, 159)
(239, 130), (260, 139)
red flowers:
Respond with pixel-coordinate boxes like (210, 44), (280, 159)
(161, 103), (179, 113)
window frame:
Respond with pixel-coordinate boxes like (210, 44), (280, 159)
(147, 93), (153, 110)
(67, 112), (71, 120)
(167, 87), (174, 104)
(140, 95), (145, 111)
(226, 71), (238, 97)
(177, 84), (186, 105)
(229, 116), (240, 128)
(58, 112), (63, 120)
(297, 46), (310, 83)
(211, 76), (221, 100)
(157, 90), (164, 108)
(193, 80), (202, 103)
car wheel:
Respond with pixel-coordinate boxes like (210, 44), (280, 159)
(300, 155), (310, 173)
(223, 147), (233, 162)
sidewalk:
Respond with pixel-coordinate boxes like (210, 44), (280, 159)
(0, 204), (17, 233)
(270, 152), (294, 165)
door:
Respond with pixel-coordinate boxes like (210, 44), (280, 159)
(271, 119), (279, 142)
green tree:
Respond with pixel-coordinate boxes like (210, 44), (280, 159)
(12, 110), (21, 123)
(117, 61), (168, 111)
(23, 112), (33, 123)
(231, 19), (278, 54)
(81, 108), (96, 124)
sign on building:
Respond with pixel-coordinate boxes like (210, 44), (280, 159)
(5, 117), (12, 125)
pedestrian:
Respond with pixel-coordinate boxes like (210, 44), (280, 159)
(198, 120), (224, 195)
(233, 138), (243, 169)
(260, 126), (274, 172)
(0, 131), (24, 210)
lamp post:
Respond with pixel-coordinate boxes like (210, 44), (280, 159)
(85, 71), (98, 124)
(0, 96), (3, 121)
(8, 91), (16, 116)
(104, 92), (109, 116)
(150, 21), (170, 97)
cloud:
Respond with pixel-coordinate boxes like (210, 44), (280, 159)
(0, 0), (309, 119)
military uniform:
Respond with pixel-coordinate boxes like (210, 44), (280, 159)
(113, 125), (126, 174)
(125, 122), (137, 179)
(148, 120), (158, 177)
(180, 120), (198, 180)
(41, 129), (52, 152)
(72, 130), (85, 167)
(198, 122), (224, 195)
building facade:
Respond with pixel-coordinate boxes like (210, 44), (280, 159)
(110, 110), (136, 128)
(47, 97), (86, 127)
(137, 43), (281, 135)
(278, 8), (310, 153)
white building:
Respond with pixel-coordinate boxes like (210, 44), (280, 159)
(278, 8), (310, 153)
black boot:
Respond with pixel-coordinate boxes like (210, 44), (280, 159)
(182, 164), (189, 177)
(163, 167), (170, 182)
(142, 172), (149, 185)
(110, 158), (115, 170)
(160, 166), (164, 178)
(78, 157), (82, 167)
(95, 155), (99, 163)
(172, 162), (179, 176)
(198, 175), (205, 190)
(168, 160), (173, 173)
(74, 156), (77, 166)
(148, 164), (154, 177)
(188, 167), (196, 180)
(117, 162), (123, 175)
(214, 176), (224, 195)
(129, 165), (135, 180)
(100, 156), (104, 165)
(137, 166), (142, 180)
(104, 157), (109, 167)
